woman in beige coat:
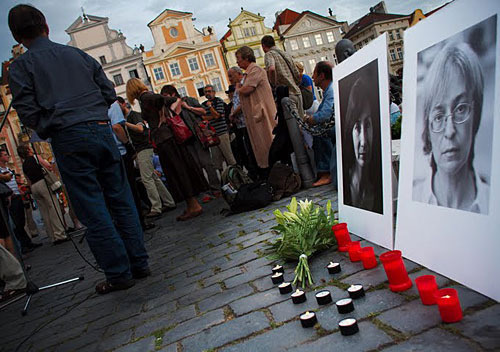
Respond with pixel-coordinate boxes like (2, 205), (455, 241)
(235, 46), (277, 176)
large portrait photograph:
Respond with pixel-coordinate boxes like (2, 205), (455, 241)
(339, 59), (383, 215)
(412, 15), (496, 215)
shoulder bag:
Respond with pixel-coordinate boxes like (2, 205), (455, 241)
(34, 156), (62, 193)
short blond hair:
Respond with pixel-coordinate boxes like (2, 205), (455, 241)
(126, 78), (148, 104)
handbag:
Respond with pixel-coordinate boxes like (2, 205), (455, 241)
(195, 120), (220, 149)
(34, 156), (62, 193)
(160, 107), (193, 144)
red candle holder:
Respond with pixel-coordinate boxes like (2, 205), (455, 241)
(359, 247), (377, 269)
(332, 223), (351, 252)
(347, 241), (362, 262)
(379, 250), (412, 292)
(415, 275), (438, 305)
(434, 288), (463, 323)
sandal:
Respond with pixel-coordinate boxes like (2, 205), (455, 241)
(177, 209), (203, 222)
(95, 279), (135, 294)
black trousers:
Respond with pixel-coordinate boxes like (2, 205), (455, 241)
(8, 195), (33, 248)
(231, 127), (259, 180)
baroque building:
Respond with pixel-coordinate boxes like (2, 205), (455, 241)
(221, 8), (283, 69)
(143, 9), (228, 100)
(66, 13), (151, 101)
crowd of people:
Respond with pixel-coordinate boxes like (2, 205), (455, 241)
(1, 4), (345, 298)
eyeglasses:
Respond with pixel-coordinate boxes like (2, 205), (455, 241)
(430, 103), (472, 133)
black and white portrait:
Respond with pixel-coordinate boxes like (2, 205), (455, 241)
(412, 15), (497, 215)
(339, 59), (383, 215)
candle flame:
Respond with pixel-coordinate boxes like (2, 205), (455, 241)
(442, 295), (451, 299)
(305, 311), (310, 314)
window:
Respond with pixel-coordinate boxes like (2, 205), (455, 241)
(204, 53), (216, 67)
(326, 31), (335, 43)
(129, 69), (139, 79)
(211, 77), (223, 92)
(153, 67), (165, 81)
(196, 82), (205, 97)
(99, 55), (107, 65)
(113, 74), (124, 86)
(177, 87), (187, 97)
(389, 31), (394, 41)
(333, 54), (338, 64)
(390, 49), (397, 61)
(290, 39), (298, 51)
(242, 27), (256, 37)
(397, 47), (403, 60)
(396, 29), (401, 39)
(320, 56), (328, 62)
(253, 49), (261, 58)
(314, 34), (323, 46)
(170, 27), (178, 37)
(308, 59), (316, 71)
(169, 62), (181, 76)
(188, 57), (199, 71)
(302, 37), (311, 48)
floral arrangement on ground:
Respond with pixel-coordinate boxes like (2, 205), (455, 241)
(267, 197), (338, 288)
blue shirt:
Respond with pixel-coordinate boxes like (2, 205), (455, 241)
(313, 82), (334, 124)
(9, 37), (116, 139)
(152, 154), (166, 182)
(108, 101), (126, 155)
(301, 74), (316, 100)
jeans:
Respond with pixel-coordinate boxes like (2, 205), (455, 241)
(51, 121), (148, 283)
(313, 128), (338, 188)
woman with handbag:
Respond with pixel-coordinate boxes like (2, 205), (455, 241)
(16, 145), (68, 244)
(126, 78), (207, 221)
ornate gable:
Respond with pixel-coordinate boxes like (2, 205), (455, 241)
(65, 15), (108, 34)
(283, 12), (342, 36)
(148, 9), (192, 27)
(230, 10), (265, 27)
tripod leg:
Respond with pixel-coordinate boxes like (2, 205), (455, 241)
(38, 276), (84, 291)
(22, 294), (32, 316)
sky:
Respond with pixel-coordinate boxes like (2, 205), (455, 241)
(1, 0), (448, 64)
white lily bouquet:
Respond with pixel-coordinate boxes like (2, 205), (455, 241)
(269, 198), (338, 288)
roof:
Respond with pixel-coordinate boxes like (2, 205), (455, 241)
(281, 10), (346, 36)
(425, 1), (451, 16)
(147, 9), (192, 27)
(220, 29), (232, 43)
(273, 8), (301, 33)
(344, 12), (409, 39)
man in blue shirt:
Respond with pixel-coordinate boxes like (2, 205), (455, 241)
(8, 4), (149, 294)
(306, 61), (337, 188)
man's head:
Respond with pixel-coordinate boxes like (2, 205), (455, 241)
(225, 85), (235, 100)
(0, 150), (10, 165)
(228, 66), (243, 85)
(15, 174), (23, 184)
(116, 96), (129, 114)
(312, 61), (333, 90)
(261, 35), (275, 53)
(8, 4), (49, 46)
(160, 85), (180, 98)
(204, 85), (216, 100)
(16, 144), (32, 160)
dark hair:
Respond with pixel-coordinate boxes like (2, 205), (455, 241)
(116, 96), (126, 104)
(8, 4), (47, 43)
(315, 61), (332, 81)
(16, 144), (30, 159)
(235, 46), (256, 63)
(261, 35), (275, 48)
(160, 85), (180, 97)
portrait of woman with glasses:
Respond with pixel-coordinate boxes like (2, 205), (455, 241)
(412, 40), (491, 214)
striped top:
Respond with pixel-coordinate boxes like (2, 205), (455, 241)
(202, 97), (228, 136)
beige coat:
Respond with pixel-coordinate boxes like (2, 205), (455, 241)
(239, 62), (277, 168)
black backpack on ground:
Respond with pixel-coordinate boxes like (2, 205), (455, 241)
(267, 163), (301, 201)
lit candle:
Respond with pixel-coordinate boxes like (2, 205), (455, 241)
(332, 223), (352, 252)
(359, 247), (377, 269)
(271, 272), (284, 285)
(339, 318), (359, 336)
(434, 288), (463, 323)
(347, 241), (362, 262)
(336, 298), (355, 314)
(347, 284), (365, 299)
(291, 289), (307, 304)
(278, 282), (293, 294)
(379, 250), (412, 292)
(415, 275), (438, 305)
(299, 311), (317, 328)
(315, 290), (332, 305)
(272, 264), (284, 275)
(327, 261), (341, 274)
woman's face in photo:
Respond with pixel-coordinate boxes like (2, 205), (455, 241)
(352, 102), (373, 168)
(429, 69), (474, 175)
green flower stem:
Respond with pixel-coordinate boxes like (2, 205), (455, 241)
(292, 255), (314, 288)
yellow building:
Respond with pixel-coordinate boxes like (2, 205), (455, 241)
(143, 9), (229, 100)
(221, 8), (283, 69)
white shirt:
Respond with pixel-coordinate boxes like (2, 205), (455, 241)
(0, 166), (20, 195)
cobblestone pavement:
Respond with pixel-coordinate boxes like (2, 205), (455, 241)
(1, 186), (498, 351)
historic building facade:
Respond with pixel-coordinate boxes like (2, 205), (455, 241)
(221, 8), (283, 69)
(66, 14), (150, 100)
(274, 9), (347, 98)
(143, 9), (228, 100)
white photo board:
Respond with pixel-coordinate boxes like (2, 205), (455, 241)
(396, 0), (500, 301)
(333, 34), (394, 250)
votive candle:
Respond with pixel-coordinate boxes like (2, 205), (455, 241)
(359, 247), (377, 269)
(434, 288), (462, 323)
(332, 223), (351, 252)
(347, 241), (362, 262)
(380, 250), (412, 292)
(415, 275), (438, 305)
